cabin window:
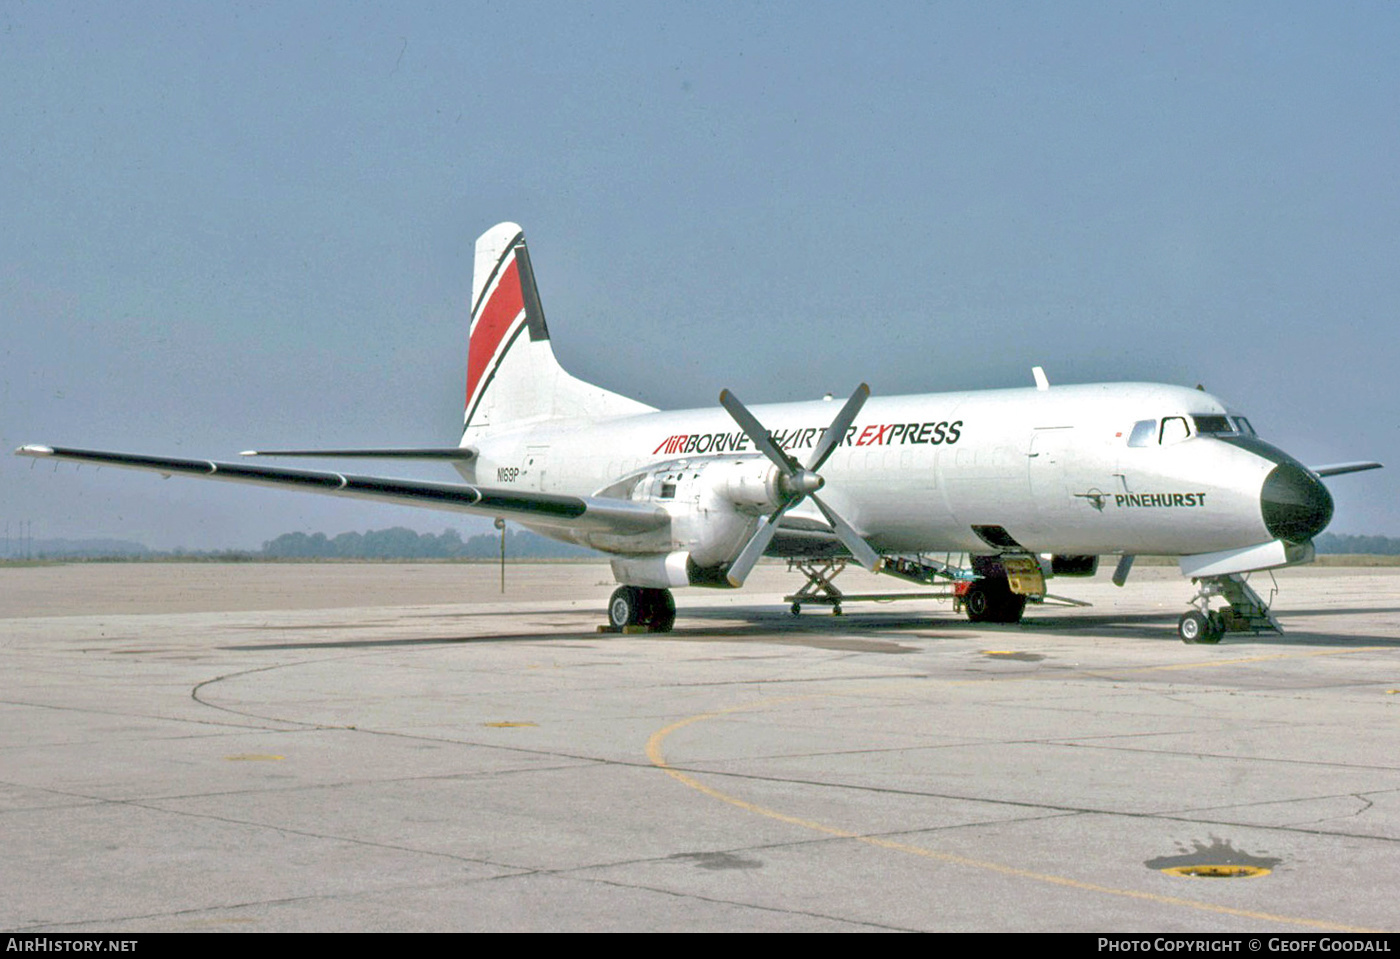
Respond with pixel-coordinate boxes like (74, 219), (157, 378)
(1159, 416), (1190, 445)
(1127, 420), (1156, 447)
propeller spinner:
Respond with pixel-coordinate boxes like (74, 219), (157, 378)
(718, 383), (883, 586)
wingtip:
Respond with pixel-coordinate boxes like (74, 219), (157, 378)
(239, 450), (259, 457)
(16, 445), (54, 457)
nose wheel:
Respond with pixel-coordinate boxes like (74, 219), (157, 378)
(1177, 609), (1223, 644)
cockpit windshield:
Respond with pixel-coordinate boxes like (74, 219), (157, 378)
(1126, 414), (1259, 447)
(1191, 414), (1233, 435)
(1193, 414), (1258, 437)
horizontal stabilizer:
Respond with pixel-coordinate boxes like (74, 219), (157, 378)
(241, 448), (476, 461)
(1310, 461), (1383, 478)
(15, 445), (665, 535)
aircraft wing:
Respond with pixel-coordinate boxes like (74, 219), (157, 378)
(15, 445), (668, 535)
(1310, 461), (1383, 478)
(240, 448), (477, 460)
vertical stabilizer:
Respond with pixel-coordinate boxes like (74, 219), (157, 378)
(463, 223), (653, 439)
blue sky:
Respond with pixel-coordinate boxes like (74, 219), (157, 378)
(3, 2), (1395, 548)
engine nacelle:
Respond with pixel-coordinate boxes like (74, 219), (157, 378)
(594, 456), (784, 570)
(610, 551), (691, 589)
(714, 458), (785, 511)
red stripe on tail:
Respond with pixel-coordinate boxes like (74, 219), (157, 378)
(465, 257), (524, 410)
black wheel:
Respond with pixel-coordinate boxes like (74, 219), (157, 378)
(964, 584), (992, 620)
(642, 588), (676, 632)
(790, 603), (802, 616)
(1197, 611), (1224, 645)
(964, 578), (1027, 624)
(1178, 610), (1209, 644)
(608, 586), (642, 628)
(832, 604), (843, 616)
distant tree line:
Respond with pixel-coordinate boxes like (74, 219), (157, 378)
(260, 526), (593, 559)
(0, 537), (152, 559)
(4, 527), (594, 560)
(1313, 533), (1400, 555)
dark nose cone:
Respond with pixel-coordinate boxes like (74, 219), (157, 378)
(1261, 463), (1333, 542)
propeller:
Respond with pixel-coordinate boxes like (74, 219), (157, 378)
(718, 384), (883, 586)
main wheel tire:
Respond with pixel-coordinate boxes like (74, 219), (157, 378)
(964, 578), (1027, 624)
(998, 593), (1027, 624)
(608, 586), (642, 629)
(964, 583), (992, 620)
(643, 588), (676, 632)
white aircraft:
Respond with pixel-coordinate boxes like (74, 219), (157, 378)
(18, 223), (1382, 643)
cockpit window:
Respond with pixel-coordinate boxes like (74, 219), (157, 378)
(1233, 416), (1256, 436)
(1127, 420), (1156, 447)
(1191, 414), (1234, 435)
(1159, 416), (1190, 445)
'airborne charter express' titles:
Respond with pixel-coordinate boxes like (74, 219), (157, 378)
(652, 420), (964, 456)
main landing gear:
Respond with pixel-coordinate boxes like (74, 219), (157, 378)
(784, 553), (1041, 625)
(959, 575), (1028, 624)
(1177, 573), (1281, 644)
(951, 554), (1032, 625)
(607, 585), (676, 632)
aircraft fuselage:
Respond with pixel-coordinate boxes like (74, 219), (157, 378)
(464, 381), (1330, 562)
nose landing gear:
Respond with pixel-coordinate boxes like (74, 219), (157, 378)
(1179, 573), (1281, 644)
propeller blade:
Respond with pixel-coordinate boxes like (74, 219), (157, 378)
(725, 511), (786, 587)
(718, 385), (883, 578)
(719, 389), (798, 474)
(807, 383), (870, 472)
(810, 492), (883, 571)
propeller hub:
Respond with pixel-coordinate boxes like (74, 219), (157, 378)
(782, 469), (825, 499)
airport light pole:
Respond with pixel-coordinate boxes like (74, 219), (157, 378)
(494, 517), (506, 594)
